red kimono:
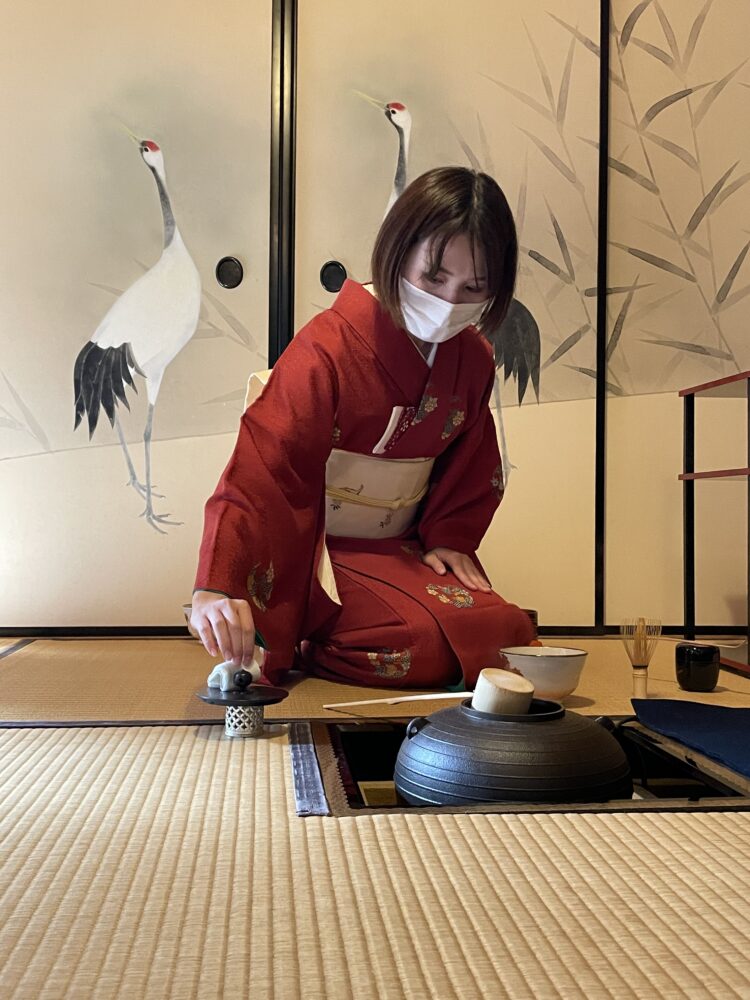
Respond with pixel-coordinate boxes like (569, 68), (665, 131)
(194, 280), (534, 688)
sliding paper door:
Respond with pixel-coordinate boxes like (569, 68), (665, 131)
(295, 0), (602, 625)
(606, 0), (749, 626)
(0, 0), (271, 625)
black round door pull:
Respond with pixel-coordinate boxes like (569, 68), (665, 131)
(216, 256), (244, 289)
(320, 260), (347, 293)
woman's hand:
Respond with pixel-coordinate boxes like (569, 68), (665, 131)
(190, 590), (256, 666)
(422, 548), (492, 592)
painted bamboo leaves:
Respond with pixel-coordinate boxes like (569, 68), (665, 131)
(483, 14), (607, 398)
(0, 370), (51, 453)
(485, 1), (748, 396)
(609, 0), (748, 386)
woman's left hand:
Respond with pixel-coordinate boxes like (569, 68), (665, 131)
(422, 547), (492, 592)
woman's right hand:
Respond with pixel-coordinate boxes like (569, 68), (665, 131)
(190, 590), (256, 667)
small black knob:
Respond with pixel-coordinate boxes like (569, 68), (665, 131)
(216, 256), (244, 289)
(320, 260), (347, 293)
(233, 669), (252, 691)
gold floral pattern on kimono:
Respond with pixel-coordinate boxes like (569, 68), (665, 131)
(247, 562), (274, 612)
(426, 583), (475, 609)
(379, 510), (394, 530)
(367, 648), (412, 680)
(441, 408), (465, 440)
(400, 543), (421, 557)
(413, 393), (438, 425)
(332, 425), (342, 445)
(491, 464), (504, 501)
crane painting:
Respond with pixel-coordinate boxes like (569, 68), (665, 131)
(356, 94), (540, 487)
(355, 91), (412, 218)
(73, 129), (201, 533)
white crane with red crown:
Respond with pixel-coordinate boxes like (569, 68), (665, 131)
(356, 92), (412, 217)
(73, 130), (201, 532)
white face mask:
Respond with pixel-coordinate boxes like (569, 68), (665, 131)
(399, 277), (489, 343)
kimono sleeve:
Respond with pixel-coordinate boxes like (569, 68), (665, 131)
(417, 364), (503, 555)
(193, 327), (339, 665)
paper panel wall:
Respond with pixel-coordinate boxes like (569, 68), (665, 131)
(0, 0), (271, 625)
(607, 0), (749, 625)
(295, 0), (601, 625)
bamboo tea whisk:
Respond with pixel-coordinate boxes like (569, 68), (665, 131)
(620, 618), (662, 698)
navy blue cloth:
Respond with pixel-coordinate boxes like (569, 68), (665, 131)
(632, 699), (750, 778)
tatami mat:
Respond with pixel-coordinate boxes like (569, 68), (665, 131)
(562, 637), (750, 712)
(0, 638), (439, 724)
(1, 637), (749, 727)
(0, 724), (749, 999)
(0, 638), (224, 724)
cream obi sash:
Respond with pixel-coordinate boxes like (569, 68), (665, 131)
(244, 371), (433, 606)
(325, 449), (433, 539)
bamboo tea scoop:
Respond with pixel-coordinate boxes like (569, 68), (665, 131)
(323, 691), (468, 711)
(323, 668), (534, 714)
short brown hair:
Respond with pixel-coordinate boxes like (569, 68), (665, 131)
(371, 166), (518, 339)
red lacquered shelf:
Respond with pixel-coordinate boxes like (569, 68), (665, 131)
(679, 371), (749, 643)
(720, 642), (750, 678)
(679, 370), (750, 398)
(679, 468), (750, 481)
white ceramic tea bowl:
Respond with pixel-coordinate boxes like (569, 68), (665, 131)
(499, 646), (588, 701)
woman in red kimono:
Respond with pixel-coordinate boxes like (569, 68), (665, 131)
(191, 166), (535, 688)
